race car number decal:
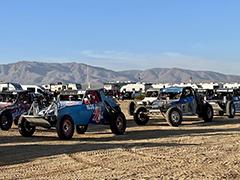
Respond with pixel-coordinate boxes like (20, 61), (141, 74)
(92, 106), (102, 123)
(86, 104), (103, 123)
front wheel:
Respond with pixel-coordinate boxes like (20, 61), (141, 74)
(56, 116), (74, 140)
(76, 125), (88, 134)
(166, 107), (183, 127)
(226, 101), (235, 118)
(133, 107), (149, 125)
(0, 112), (13, 131)
(110, 112), (126, 135)
(202, 103), (213, 122)
(18, 116), (36, 137)
(128, 101), (136, 116)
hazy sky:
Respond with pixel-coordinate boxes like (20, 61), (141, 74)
(0, 0), (240, 74)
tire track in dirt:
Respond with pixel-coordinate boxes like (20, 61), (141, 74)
(1, 101), (240, 179)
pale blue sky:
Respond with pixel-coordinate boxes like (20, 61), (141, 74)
(0, 0), (240, 74)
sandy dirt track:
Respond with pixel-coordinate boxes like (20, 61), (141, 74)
(0, 101), (240, 179)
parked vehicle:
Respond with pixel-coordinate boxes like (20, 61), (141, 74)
(42, 82), (82, 92)
(128, 88), (160, 115)
(0, 90), (34, 130)
(59, 90), (84, 101)
(120, 91), (134, 100)
(120, 82), (152, 93)
(133, 86), (213, 127)
(197, 88), (240, 118)
(104, 89), (120, 99)
(0, 82), (23, 92)
(21, 85), (46, 94)
(18, 89), (126, 140)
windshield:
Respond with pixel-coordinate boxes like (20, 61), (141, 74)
(59, 94), (81, 101)
(0, 93), (18, 104)
(12, 83), (23, 90)
(211, 92), (233, 100)
(146, 91), (159, 97)
(159, 92), (181, 100)
(159, 87), (182, 100)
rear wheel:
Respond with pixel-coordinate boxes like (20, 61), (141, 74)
(134, 107), (149, 125)
(166, 107), (182, 127)
(202, 103), (213, 122)
(226, 101), (235, 118)
(56, 116), (74, 140)
(76, 125), (88, 134)
(110, 112), (126, 135)
(18, 116), (36, 137)
(0, 112), (13, 131)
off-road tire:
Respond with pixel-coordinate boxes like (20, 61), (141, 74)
(18, 116), (36, 137)
(0, 111), (13, 131)
(128, 101), (136, 116)
(76, 125), (88, 134)
(110, 112), (126, 135)
(202, 103), (213, 122)
(56, 116), (74, 140)
(226, 101), (235, 118)
(133, 106), (149, 125)
(166, 107), (183, 127)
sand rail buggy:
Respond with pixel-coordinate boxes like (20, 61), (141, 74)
(0, 90), (33, 131)
(128, 88), (160, 116)
(133, 86), (213, 127)
(18, 89), (126, 140)
(197, 88), (240, 118)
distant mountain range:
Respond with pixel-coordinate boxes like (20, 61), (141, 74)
(0, 61), (240, 86)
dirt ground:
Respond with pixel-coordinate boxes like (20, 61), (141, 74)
(0, 101), (240, 179)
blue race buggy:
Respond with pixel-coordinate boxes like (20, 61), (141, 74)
(0, 91), (33, 131)
(133, 86), (213, 127)
(197, 88), (240, 118)
(18, 89), (126, 140)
